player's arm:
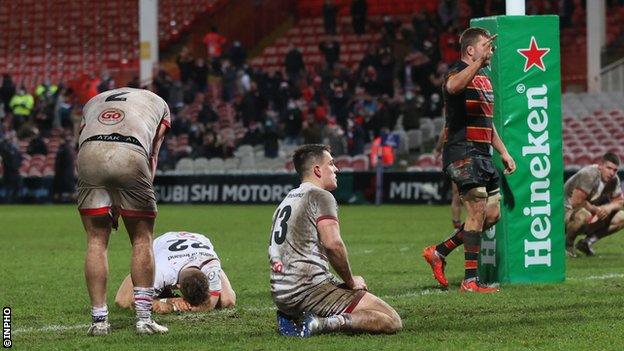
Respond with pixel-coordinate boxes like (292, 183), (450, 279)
(149, 122), (168, 181)
(445, 59), (484, 95)
(115, 274), (176, 313)
(114, 274), (134, 309)
(317, 219), (366, 290)
(491, 125), (515, 174)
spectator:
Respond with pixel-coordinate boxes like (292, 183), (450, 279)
(301, 116), (323, 144)
(351, 0), (367, 35)
(322, 0), (338, 35)
(347, 118), (367, 156)
(96, 70), (115, 93)
(0, 133), (22, 202)
(282, 99), (302, 145)
(53, 132), (76, 202)
(9, 86), (34, 130)
(229, 41), (247, 69)
(382, 15), (397, 39)
(194, 131), (222, 159)
(263, 116), (279, 158)
(27, 128), (47, 156)
(357, 44), (380, 79)
(438, 0), (459, 28)
(324, 120), (347, 156)
(328, 77), (350, 131)
(241, 121), (263, 146)
(35, 78), (58, 101)
(238, 82), (264, 127)
(319, 37), (341, 70)
(176, 46), (195, 84)
(203, 26), (227, 72)
(221, 59), (237, 102)
(0, 74), (16, 115)
(401, 90), (424, 130)
(424, 93), (443, 118)
(361, 66), (382, 96)
(376, 46), (395, 97)
(284, 43), (305, 84)
(192, 58), (209, 92)
(153, 69), (174, 103)
(56, 87), (75, 130)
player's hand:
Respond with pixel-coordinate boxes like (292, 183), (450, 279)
(501, 153), (516, 175)
(153, 300), (174, 314)
(595, 206), (609, 220)
(348, 276), (368, 291)
(480, 37), (495, 67)
(169, 297), (192, 312)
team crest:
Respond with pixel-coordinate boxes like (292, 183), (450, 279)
(98, 108), (125, 125)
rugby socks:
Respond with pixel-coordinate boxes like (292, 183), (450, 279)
(463, 230), (481, 281)
(133, 287), (155, 322)
(585, 236), (598, 245)
(91, 305), (108, 323)
(435, 224), (465, 258)
(319, 314), (352, 332)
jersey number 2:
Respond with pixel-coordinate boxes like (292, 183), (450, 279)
(272, 205), (292, 245)
(168, 239), (211, 252)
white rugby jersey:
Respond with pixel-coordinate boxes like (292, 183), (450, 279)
(79, 88), (171, 156)
(153, 231), (220, 295)
(269, 182), (338, 304)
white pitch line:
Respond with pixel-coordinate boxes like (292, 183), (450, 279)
(12, 273), (624, 335)
(568, 273), (624, 281)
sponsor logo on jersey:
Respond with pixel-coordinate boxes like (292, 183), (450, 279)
(98, 108), (125, 125)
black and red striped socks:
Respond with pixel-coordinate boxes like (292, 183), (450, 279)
(435, 225), (465, 258)
(462, 230), (481, 280)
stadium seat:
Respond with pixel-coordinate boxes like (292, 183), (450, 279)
(351, 155), (369, 171)
(175, 157), (194, 174)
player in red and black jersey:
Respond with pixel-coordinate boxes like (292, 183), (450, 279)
(422, 28), (516, 292)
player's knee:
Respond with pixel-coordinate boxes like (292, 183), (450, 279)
(611, 210), (624, 229)
(386, 309), (403, 334)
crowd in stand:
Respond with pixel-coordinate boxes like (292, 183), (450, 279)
(0, 0), (589, 200)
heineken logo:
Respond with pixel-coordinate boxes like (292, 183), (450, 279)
(522, 85), (552, 268)
(517, 36), (550, 72)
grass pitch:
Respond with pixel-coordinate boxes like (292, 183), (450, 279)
(3, 204), (624, 350)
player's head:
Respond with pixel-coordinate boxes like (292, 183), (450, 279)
(460, 27), (493, 64)
(178, 267), (210, 306)
(599, 152), (620, 182)
(293, 144), (338, 190)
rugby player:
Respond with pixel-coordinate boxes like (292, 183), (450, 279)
(268, 144), (402, 337)
(422, 28), (516, 292)
(77, 88), (170, 335)
(564, 153), (624, 257)
(115, 231), (236, 313)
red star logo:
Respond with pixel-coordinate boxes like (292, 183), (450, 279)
(517, 36), (550, 72)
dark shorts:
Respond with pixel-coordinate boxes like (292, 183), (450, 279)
(445, 156), (500, 196)
(274, 279), (366, 319)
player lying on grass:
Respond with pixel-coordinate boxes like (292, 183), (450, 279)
(116, 231), (236, 313)
(268, 144), (402, 337)
(564, 152), (624, 257)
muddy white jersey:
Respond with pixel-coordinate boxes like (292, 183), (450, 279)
(268, 182), (339, 304)
(153, 231), (220, 295)
(79, 88), (170, 156)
